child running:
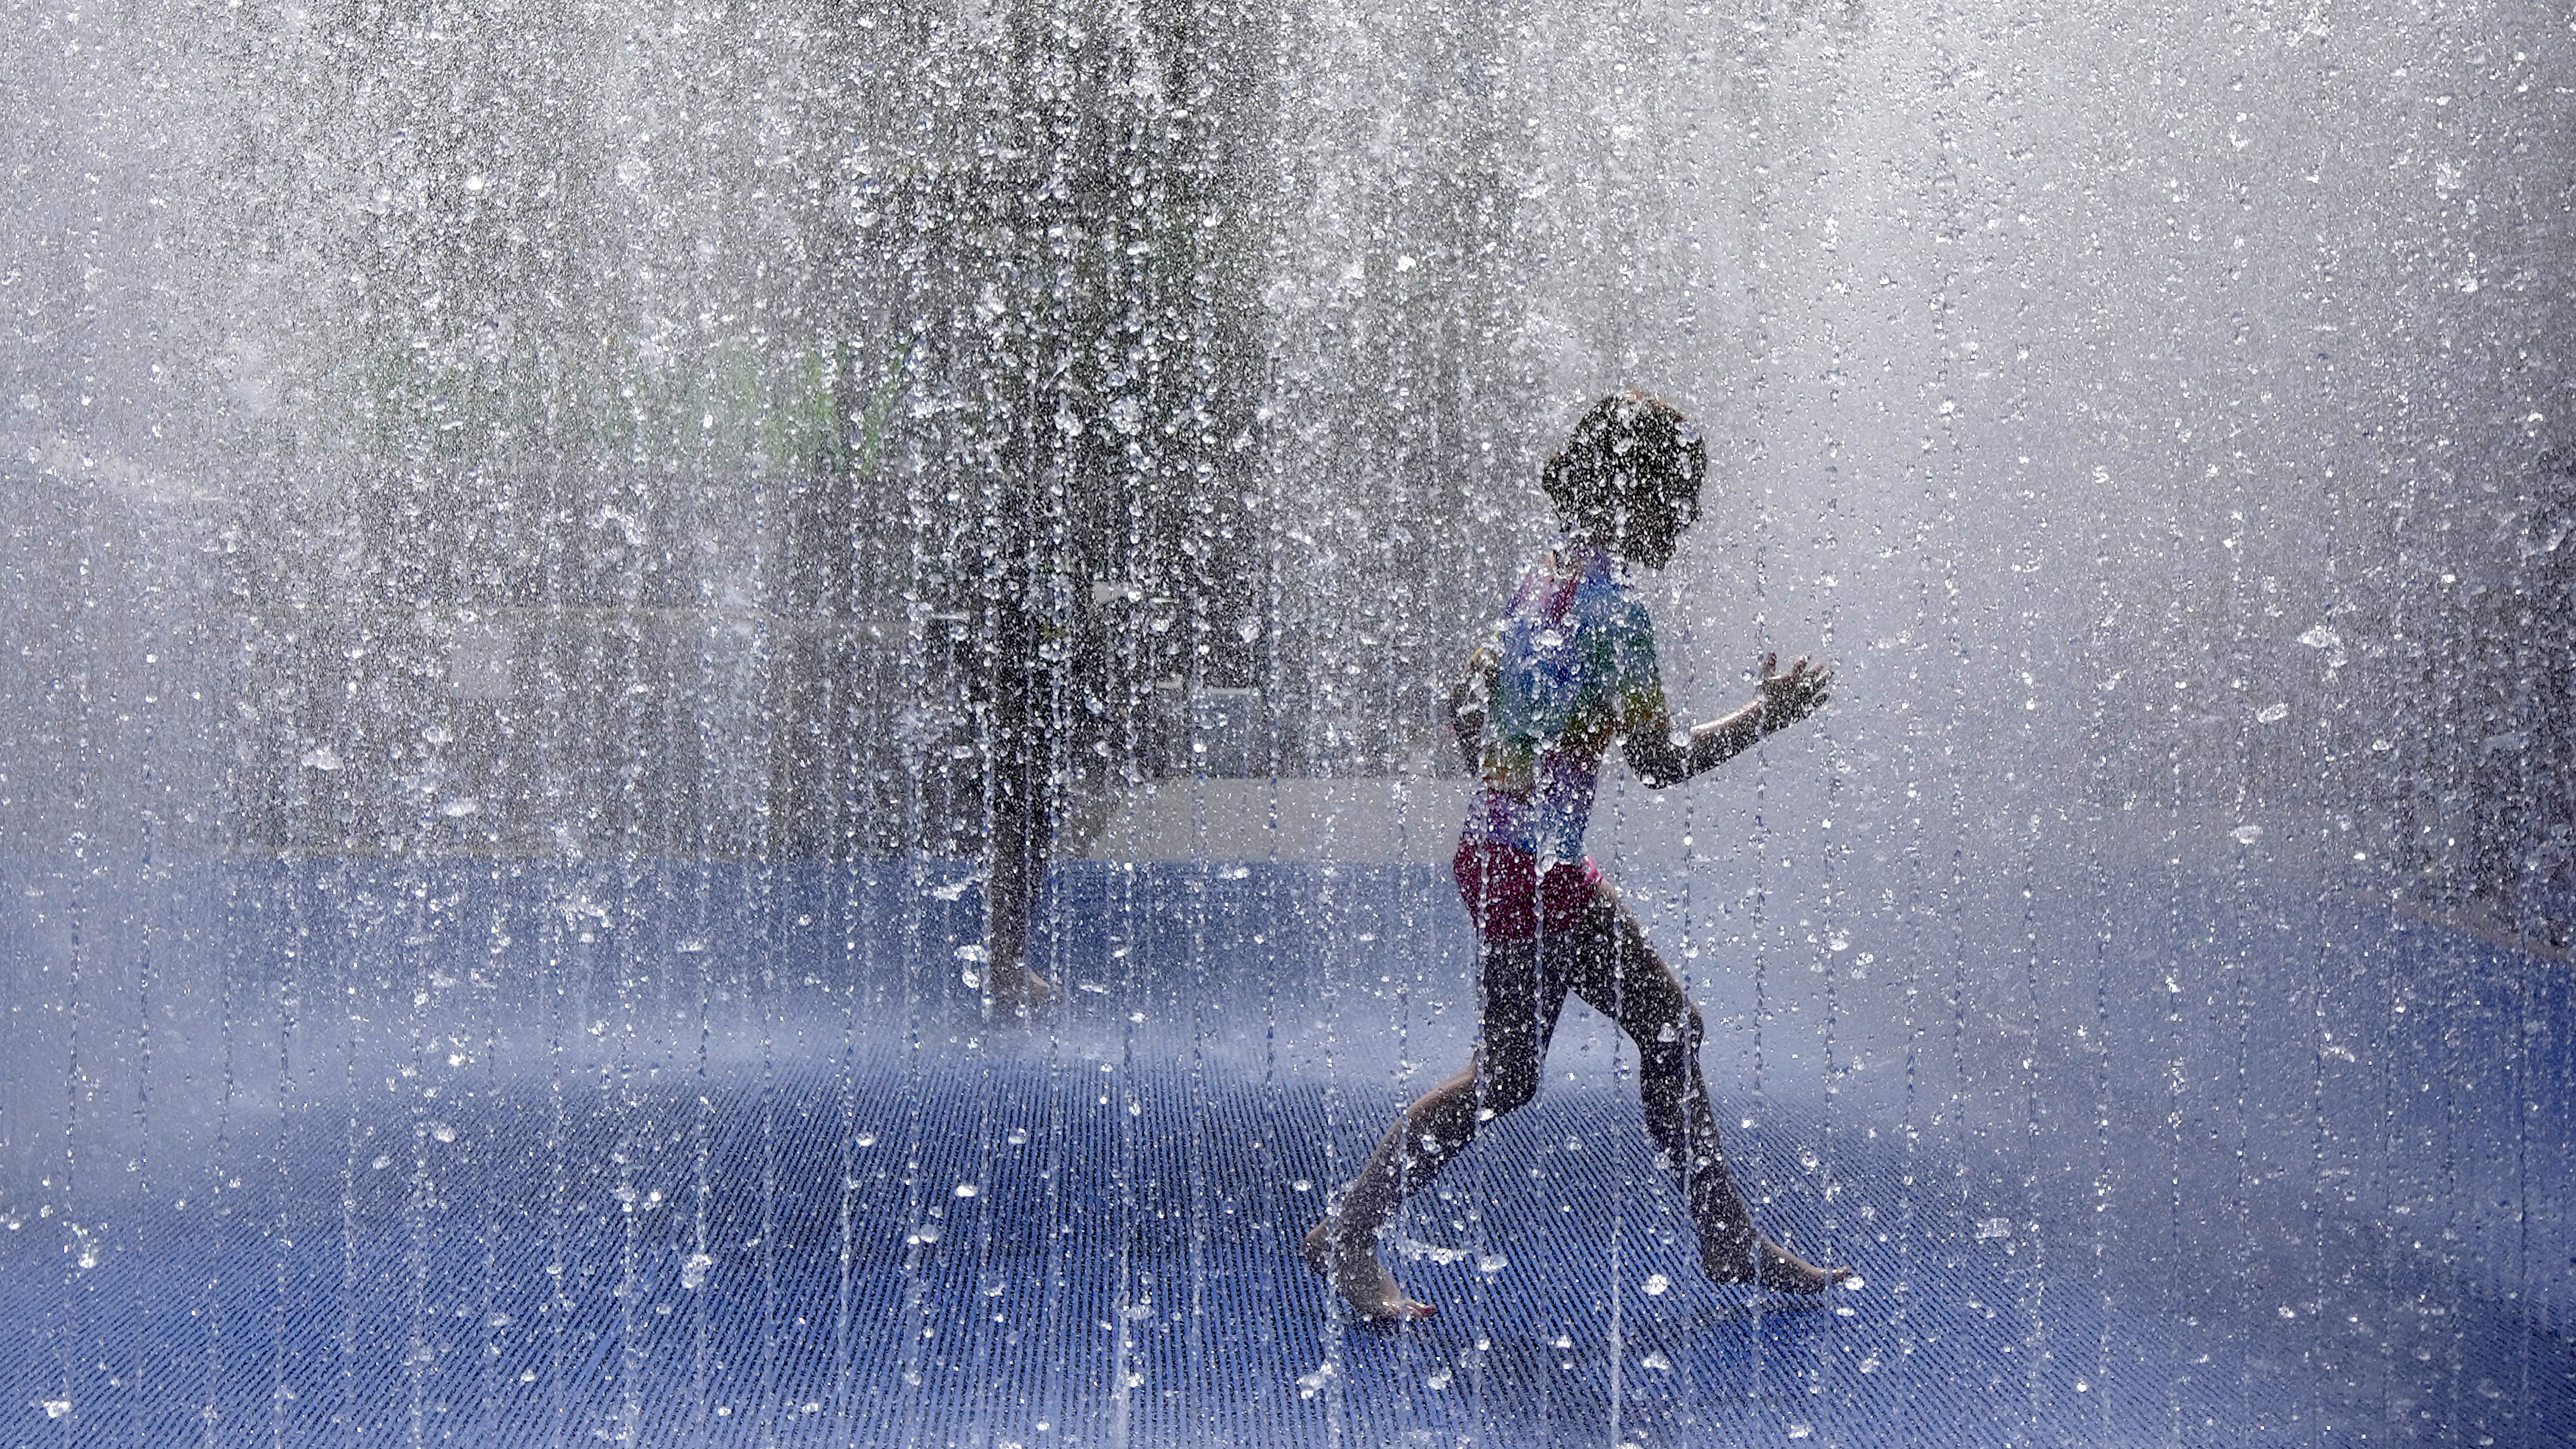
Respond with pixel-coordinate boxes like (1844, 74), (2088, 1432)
(1304, 392), (1851, 1322)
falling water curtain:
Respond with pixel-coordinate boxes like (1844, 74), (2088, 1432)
(4, 0), (2575, 1443)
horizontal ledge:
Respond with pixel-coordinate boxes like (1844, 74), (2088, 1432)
(1079, 777), (1472, 865)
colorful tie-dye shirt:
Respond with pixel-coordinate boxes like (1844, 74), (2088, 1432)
(1459, 542), (1670, 866)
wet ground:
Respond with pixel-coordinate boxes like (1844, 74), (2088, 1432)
(1, 855), (2567, 1446)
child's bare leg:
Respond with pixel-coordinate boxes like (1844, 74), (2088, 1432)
(981, 780), (1054, 1016)
(1572, 891), (1850, 1293)
(1302, 1066), (1479, 1321)
(1306, 936), (1552, 1321)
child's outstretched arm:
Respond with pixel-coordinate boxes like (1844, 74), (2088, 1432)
(1623, 652), (1833, 787)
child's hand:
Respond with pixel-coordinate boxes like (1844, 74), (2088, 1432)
(1755, 652), (1832, 731)
(1448, 649), (1498, 773)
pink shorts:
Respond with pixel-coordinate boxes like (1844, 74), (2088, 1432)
(1453, 838), (1601, 941)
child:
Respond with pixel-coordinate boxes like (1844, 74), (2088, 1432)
(970, 582), (1109, 1018)
(1303, 392), (1851, 1322)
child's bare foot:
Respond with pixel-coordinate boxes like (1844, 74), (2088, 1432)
(1302, 1217), (1435, 1323)
(1701, 1234), (1853, 1294)
(987, 963), (1054, 1018)
(1755, 1239), (1853, 1294)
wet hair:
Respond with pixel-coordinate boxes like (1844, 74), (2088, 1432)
(1540, 392), (1707, 542)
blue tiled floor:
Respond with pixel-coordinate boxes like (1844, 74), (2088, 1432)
(1, 859), (2568, 1445)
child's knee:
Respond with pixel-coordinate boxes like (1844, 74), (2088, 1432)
(1633, 1003), (1705, 1076)
(1648, 1002), (1705, 1052)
